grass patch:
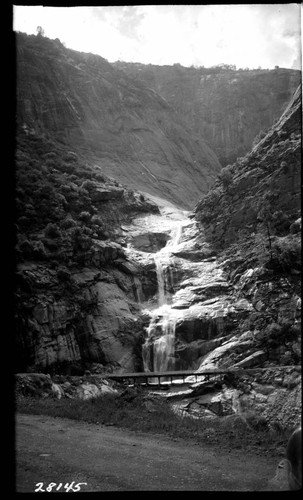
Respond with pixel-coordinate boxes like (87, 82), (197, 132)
(16, 389), (289, 457)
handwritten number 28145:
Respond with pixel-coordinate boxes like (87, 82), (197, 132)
(35, 482), (87, 492)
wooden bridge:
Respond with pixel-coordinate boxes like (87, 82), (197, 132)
(100, 369), (221, 387)
(99, 366), (301, 387)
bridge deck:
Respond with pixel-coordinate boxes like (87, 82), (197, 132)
(98, 365), (300, 386)
(101, 369), (225, 380)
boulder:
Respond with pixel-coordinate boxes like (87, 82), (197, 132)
(76, 383), (100, 400)
(51, 383), (65, 399)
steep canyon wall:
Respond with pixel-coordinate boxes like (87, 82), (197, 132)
(15, 32), (301, 379)
(16, 33), (221, 210)
(115, 62), (300, 166)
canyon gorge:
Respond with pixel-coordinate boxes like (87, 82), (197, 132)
(15, 32), (301, 430)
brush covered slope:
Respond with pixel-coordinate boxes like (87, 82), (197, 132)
(115, 61), (300, 166)
(16, 32), (221, 210)
(15, 131), (160, 374)
(194, 85), (301, 370)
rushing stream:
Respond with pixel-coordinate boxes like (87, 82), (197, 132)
(142, 221), (185, 373)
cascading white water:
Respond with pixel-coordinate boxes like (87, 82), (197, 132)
(143, 220), (185, 373)
(154, 255), (166, 306)
(143, 305), (177, 373)
(153, 315), (176, 372)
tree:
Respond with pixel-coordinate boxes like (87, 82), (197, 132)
(218, 165), (233, 188)
(36, 26), (45, 37)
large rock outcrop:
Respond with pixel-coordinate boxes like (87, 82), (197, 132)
(15, 130), (159, 374)
(191, 86), (301, 376)
(195, 85), (301, 248)
(115, 61), (301, 166)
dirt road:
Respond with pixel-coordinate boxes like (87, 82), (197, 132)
(16, 413), (283, 492)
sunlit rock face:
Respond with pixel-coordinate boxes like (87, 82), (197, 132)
(16, 260), (149, 374)
(16, 32), (221, 210)
(194, 85), (301, 249)
(123, 210), (254, 373)
(114, 61), (301, 166)
(187, 86), (301, 378)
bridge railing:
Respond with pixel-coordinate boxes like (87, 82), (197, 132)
(97, 365), (301, 387)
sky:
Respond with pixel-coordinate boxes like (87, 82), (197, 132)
(13, 4), (302, 70)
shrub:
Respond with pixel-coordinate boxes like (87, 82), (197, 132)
(42, 151), (57, 160)
(205, 187), (222, 206)
(44, 223), (61, 239)
(35, 184), (56, 200)
(42, 238), (59, 250)
(91, 215), (103, 227)
(61, 217), (77, 229)
(64, 151), (78, 162)
(56, 162), (75, 174)
(78, 211), (91, 223)
(70, 226), (92, 251)
(81, 180), (97, 191)
(18, 239), (33, 257)
(44, 158), (57, 169)
(271, 211), (291, 234)
(32, 240), (47, 258)
(271, 235), (301, 271)
(218, 165), (233, 186)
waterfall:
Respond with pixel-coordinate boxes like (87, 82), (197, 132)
(153, 315), (176, 372)
(154, 255), (166, 306)
(143, 220), (184, 373)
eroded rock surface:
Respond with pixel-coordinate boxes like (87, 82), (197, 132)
(115, 62), (300, 166)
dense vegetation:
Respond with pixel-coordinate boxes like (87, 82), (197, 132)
(15, 130), (157, 267)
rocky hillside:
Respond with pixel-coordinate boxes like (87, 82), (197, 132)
(195, 85), (301, 249)
(15, 130), (160, 374)
(193, 85), (301, 373)
(16, 32), (221, 209)
(115, 61), (300, 166)
(15, 32), (301, 382)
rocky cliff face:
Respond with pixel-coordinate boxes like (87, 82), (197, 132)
(16, 32), (221, 210)
(195, 85), (301, 248)
(114, 62), (301, 166)
(15, 131), (159, 374)
(193, 85), (301, 374)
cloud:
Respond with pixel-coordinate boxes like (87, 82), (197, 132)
(13, 4), (301, 70)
